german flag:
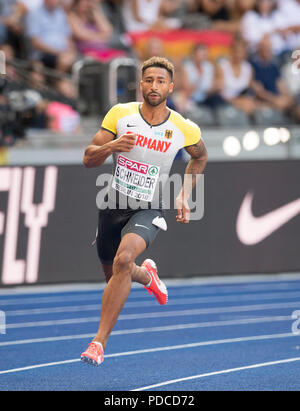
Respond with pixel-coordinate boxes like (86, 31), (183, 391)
(128, 30), (233, 61)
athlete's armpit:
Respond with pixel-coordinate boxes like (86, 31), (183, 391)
(185, 139), (208, 160)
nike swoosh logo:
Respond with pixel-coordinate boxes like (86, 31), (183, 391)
(135, 224), (149, 230)
(236, 192), (300, 245)
(127, 124), (137, 128)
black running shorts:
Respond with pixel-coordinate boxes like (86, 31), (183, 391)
(96, 208), (164, 265)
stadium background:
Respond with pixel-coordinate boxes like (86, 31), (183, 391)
(0, 0), (300, 286)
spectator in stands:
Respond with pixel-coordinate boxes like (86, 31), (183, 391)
(192, 0), (230, 21)
(241, 0), (286, 55)
(183, 0), (230, 30)
(143, 36), (164, 59)
(277, 0), (300, 53)
(26, 60), (77, 109)
(11, 0), (43, 17)
(26, 0), (77, 72)
(250, 35), (293, 112)
(0, 0), (27, 57)
(159, 0), (190, 27)
(281, 49), (300, 121)
(0, 1), (44, 57)
(140, 35), (181, 69)
(61, 0), (73, 12)
(179, 43), (221, 112)
(68, 0), (126, 62)
(0, 1), (16, 44)
(68, 0), (112, 48)
(27, 60), (47, 90)
(101, 0), (130, 39)
(121, 0), (182, 33)
(54, 77), (78, 110)
(0, 1), (17, 43)
(27, 60), (80, 129)
(217, 37), (257, 115)
(207, 0), (256, 34)
(6, 0), (43, 26)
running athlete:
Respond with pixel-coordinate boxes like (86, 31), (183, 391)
(80, 57), (208, 366)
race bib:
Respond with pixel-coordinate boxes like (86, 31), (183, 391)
(112, 155), (160, 202)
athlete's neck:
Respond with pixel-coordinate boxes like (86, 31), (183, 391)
(140, 102), (170, 127)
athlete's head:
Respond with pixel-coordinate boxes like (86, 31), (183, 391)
(140, 57), (174, 107)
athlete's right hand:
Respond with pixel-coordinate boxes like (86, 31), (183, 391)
(110, 132), (137, 153)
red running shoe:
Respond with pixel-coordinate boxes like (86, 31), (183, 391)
(81, 342), (104, 366)
(142, 259), (168, 305)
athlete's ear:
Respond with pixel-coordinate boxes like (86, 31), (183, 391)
(169, 81), (174, 94)
(139, 79), (144, 92)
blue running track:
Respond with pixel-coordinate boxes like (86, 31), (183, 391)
(0, 274), (300, 391)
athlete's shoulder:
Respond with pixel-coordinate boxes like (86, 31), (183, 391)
(110, 102), (140, 117)
(101, 102), (139, 134)
(169, 109), (202, 147)
(169, 109), (200, 132)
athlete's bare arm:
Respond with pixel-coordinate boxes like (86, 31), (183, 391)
(83, 129), (136, 168)
(176, 139), (208, 224)
(184, 139), (208, 180)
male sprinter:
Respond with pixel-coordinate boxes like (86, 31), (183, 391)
(80, 57), (208, 366)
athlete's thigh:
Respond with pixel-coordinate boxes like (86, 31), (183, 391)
(115, 232), (147, 262)
(121, 209), (164, 250)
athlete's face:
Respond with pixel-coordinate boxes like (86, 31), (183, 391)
(140, 67), (174, 107)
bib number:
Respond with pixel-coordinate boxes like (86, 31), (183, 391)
(112, 155), (160, 202)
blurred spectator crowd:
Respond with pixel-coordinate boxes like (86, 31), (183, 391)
(1, 0), (300, 147)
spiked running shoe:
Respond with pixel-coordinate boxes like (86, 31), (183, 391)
(81, 342), (104, 366)
(142, 259), (168, 305)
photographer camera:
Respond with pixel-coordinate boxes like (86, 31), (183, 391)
(0, 49), (46, 147)
(0, 75), (44, 146)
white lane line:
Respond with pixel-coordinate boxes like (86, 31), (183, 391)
(1, 272), (300, 296)
(0, 315), (292, 347)
(0, 332), (297, 376)
(2, 281), (300, 306)
(0, 283), (107, 296)
(0, 294), (103, 307)
(132, 356), (300, 391)
(0, 359), (80, 375)
(4, 290), (300, 317)
(4, 301), (300, 329)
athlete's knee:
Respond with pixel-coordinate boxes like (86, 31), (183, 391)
(113, 251), (133, 276)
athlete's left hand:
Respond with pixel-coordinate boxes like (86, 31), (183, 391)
(175, 196), (190, 224)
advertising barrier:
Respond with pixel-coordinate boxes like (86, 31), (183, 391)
(0, 160), (299, 286)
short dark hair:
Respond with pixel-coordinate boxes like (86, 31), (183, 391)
(141, 56), (174, 80)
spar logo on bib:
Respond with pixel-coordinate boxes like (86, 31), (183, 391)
(118, 156), (148, 174)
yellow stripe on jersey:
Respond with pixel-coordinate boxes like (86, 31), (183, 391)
(169, 110), (202, 147)
(101, 102), (140, 135)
